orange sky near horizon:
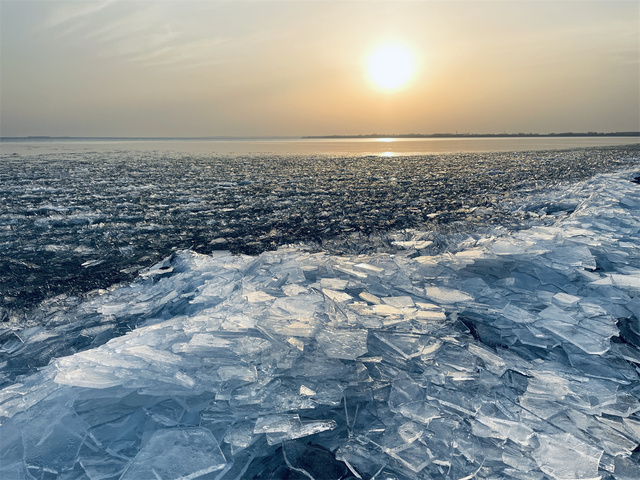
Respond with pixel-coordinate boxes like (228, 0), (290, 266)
(1, 1), (638, 137)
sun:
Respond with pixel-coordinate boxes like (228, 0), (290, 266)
(367, 44), (415, 91)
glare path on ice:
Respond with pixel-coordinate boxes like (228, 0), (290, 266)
(0, 169), (639, 479)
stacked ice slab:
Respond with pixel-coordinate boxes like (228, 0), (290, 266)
(1, 170), (640, 479)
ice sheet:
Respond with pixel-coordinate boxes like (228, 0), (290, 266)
(1, 169), (639, 478)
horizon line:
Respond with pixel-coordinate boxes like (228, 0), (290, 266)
(1, 131), (639, 141)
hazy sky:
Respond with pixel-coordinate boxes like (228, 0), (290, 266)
(1, 1), (638, 137)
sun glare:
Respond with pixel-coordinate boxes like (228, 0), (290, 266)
(367, 44), (415, 91)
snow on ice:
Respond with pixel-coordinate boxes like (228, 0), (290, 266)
(1, 169), (640, 479)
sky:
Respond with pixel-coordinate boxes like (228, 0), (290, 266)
(1, 0), (638, 137)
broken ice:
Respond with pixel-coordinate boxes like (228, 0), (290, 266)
(1, 169), (640, 478)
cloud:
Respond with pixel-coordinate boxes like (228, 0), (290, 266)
(40, 2), (243, 71)
(44, 0), (116, 31)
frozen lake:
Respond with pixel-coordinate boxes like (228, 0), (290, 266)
(1, 144), (639, 318)
(2, 135), (639, 156)
(0, 142), (639, 479)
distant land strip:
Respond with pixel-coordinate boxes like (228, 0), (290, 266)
(303, 132), (640, 139)
(1, 132), (639, 142)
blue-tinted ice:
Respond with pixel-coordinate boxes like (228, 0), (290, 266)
(1, 169), (639, 479)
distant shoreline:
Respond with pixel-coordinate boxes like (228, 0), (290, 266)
(303, 132), (640, 139)
(1, 132), (639, 142)
(0, 136), (299, 142)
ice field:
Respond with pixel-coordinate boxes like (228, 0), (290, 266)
(2, 146), (637, 317)
(1, 163), (640, 478)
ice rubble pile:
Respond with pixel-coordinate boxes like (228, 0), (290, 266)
(1, 170), (640, 479)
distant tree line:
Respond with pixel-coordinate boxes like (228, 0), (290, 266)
(303, 132), (640, 139)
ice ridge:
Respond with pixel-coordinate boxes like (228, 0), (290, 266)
(0, 170), (639, 479)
